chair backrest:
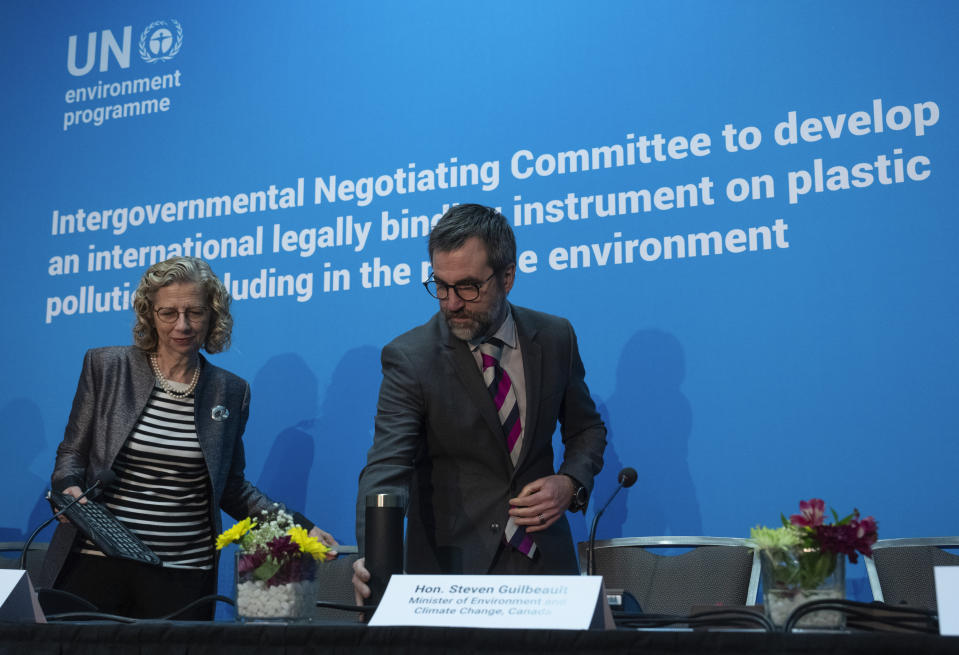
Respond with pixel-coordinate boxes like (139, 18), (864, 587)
(313, 546), (364, 622)
(0, 542), (49, 584)
(578, 536), (760, 615)
(864, 537), (959, 610)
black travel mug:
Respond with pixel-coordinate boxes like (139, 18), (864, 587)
(364, 492), (404, 606)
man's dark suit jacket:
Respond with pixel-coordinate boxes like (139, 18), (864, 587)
(38, 346), (300, 588)
(356, 303), (607, 574)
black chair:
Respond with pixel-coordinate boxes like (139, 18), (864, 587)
(313, 546), (364, 622)
(0, 541), (48, 583)
(0, 542), (103, 617)
(578, 536), (760, 615)
(864, 537), (959, 610)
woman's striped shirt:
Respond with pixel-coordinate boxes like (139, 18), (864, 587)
(78, 381), (215, 569)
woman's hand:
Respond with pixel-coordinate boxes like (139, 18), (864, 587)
(309, 525), (338, 548)
(56, 485), (86, 524)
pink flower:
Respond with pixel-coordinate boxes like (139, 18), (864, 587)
(853, 515), (878, 557)
(768, 499), (880, 574)
(790, 498), (826, 527)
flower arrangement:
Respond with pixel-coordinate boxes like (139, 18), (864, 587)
(750, 498), (878, 589)
(750, 498), (878, 627)
(217, 508), (334, 584)
(217, 507), (333, 620)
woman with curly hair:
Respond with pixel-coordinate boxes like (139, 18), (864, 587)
(40, 256), (337, 619)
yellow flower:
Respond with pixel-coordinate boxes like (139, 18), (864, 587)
(287, 525), (332, 560)
(216, 517), (256, 550)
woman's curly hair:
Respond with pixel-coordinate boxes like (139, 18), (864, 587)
(132, 257), (233, 354)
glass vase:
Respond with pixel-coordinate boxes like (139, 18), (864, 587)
(760, 549), (845, 629)
(235, 552), (317, 622)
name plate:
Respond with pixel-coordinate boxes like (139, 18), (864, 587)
(368, 574), (608, 629)
(935, 566), (959, 636)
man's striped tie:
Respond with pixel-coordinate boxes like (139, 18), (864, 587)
(480, 338), (536, 558)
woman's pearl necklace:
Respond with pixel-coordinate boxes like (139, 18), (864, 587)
(149, 352), (200, 398)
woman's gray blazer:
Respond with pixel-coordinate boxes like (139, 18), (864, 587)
(38, 345), (289, 588)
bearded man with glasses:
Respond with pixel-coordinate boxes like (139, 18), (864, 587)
(353, 204), (607, 602)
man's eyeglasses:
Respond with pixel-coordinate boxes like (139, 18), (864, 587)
(154, 306), (209, 324)
(423, 272), (496, 302)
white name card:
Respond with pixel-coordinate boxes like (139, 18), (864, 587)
(368, 574), (609, 629)
(934, 566), (959, 636)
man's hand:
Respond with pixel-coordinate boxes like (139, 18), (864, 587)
(352, 557), (371, 605)
(507, 474), (575, 533)
(56, 485), (86, 524)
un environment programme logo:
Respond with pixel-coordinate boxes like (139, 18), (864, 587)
(62, 19), (185, 131)
(139, 20), (183, 63)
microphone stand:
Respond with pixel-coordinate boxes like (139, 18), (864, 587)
(20, 480), (102, 571)
(586, 467), (637, 576)
(586, 484), (623, 576)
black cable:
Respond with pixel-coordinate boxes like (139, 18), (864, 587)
(44, 594), (236, 623)
(686, 608), (776, 632)
(44, 611), (139, 623)
(615, 608), (775, 632)
(159, 594), (235, 620)
(783, 599), (938, 633)
(315, 601), (376, 614)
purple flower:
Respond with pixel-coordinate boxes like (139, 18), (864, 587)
(790, 498), (825, 527)
(237, 551), (266, 575)
(268, 554), (317, 587)
(814, 524), (861, 561)
(810, 512), (879, 563)
(267, 535), (300, 559)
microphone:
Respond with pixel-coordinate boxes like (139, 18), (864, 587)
(586, 467), (637, 576)
(93, 470), (117, 489)
(20, 473), (115, 572)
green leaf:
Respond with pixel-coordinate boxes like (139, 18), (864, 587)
(834, 509), (856, 525)
(253, 557), (282, 582)
(796, 550), (837, 588)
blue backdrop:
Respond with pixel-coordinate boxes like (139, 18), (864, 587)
(2, 1), (957, 610)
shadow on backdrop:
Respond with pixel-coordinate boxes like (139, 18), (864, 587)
(556, 394), (628, 549)
(250, 353), (319, 510)
(215, 348), (381, 619)
(217, 353), (319, 620)
(309, 345), (381, 542)
(603, 329), (701, 537)
(0, 398), (51, 543)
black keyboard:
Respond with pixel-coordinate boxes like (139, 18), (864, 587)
(47, 491), (162, 566)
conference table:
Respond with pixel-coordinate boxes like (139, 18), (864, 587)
(2, 620), (957, 655)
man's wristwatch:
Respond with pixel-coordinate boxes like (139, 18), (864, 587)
(567, 476), (588, 512)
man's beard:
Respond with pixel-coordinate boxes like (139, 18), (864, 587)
(444, 307), (492, 341)
(443, 299), (503, 341)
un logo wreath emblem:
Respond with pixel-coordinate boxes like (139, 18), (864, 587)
(139, 20), (183, 63)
